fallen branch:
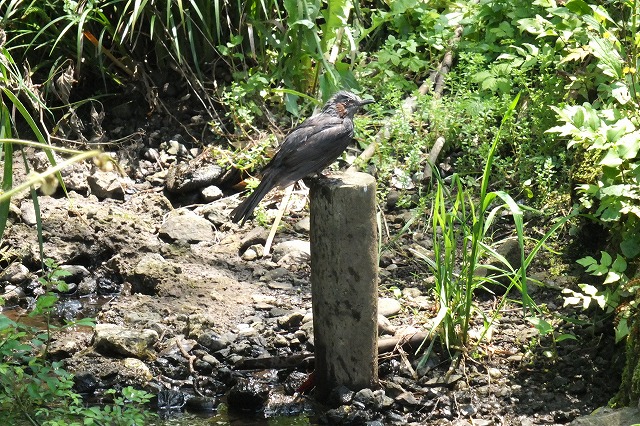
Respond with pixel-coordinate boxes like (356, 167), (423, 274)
(378, 331), (430, 354)
(234, 332), (431, 371)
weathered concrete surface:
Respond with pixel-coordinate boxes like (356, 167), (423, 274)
(310, 171), (379, 399)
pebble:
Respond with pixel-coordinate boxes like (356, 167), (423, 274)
(159, 209), (214, 242)
(377, 314), (396, 335)
(354, 388), (376, 407)
(378, 297), (402, 316)
(277, 312), (304, 329)
(201, 185), (223, 202)
(272, 334), (289, 347)
(294, 217), (310, 232)
(395, 391), (420, 406)
(488, 367), (502, 379)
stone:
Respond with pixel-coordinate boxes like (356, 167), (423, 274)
(131, 253), (181, 295)
(488, 367), (502, 379)
(59, 264), (90, 283)
(78, 276), (98, 295)
(377, 314), (396, 335)
(378, 297), (402, 317)
(201, 185), (223, 202)
(197, 332), (229, 352)
(165, 162), (225, 193)
(93, 323), (158, 359)
(240, 227), (269, 253)
(159, 209), (214, 242)
(48, 330), (93, 359)
(123, 357), (153, 381)
(272, 334), (289, 347)
(87, 171), (126, 200)
(187, 313), (217, 339)
(252, 293), (277, 305)
(372, 389), (394, 410)
(2, 285), (25, 304)
(328, 385), (355, 407)
(395, 391), (420, 406)
(0, 263), (30, 283)
(242, 244), (264, 260)
(272, 239), (311, 264)
(227, 377), (270, 410)
(277, 311), (305, 329)
(354, 388), (376, 407)
(294, 217), (311, 233)
(569, 406), (640, 426)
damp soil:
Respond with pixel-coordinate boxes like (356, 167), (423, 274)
(2, 95), (625, 425)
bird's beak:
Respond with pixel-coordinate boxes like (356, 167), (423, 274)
(359, 98), (375, 106)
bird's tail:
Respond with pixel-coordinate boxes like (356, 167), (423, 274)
(231, 174), (277, 225)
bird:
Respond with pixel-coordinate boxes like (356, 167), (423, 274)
(231, 91), (374, 225)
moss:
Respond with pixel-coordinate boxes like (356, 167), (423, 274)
(611, 305), (640, 407)
(570, 147), (602, 186)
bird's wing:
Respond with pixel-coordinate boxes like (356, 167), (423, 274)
(264, 116), (354, 186)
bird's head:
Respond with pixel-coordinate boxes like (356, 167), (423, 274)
(323, 91), (375, 118)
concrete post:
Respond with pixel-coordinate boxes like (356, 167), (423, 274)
(310, 171), (379, 400)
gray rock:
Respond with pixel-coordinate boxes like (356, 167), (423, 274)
(201, 354), (221, 367)
(252, 293), (277, 305)
(272, 334), (289, 347)
(329, 385), (354, 406)
(159, 209), (214, 242)
(377, 314), (396, 335)
(196, 202), (229, 227)
(354, 388), (376, 407)
(2, 284), (25, 304)
(294, 217), (311, 233)
(395, 391), (420, 406)
(198, 332), (229, 352)
(122, 357), (153, 381)
(78, 276), (97, 295)
(242, 244), (264, 261)
(187, 313), (217, 339)
(131, 253), (177, 295)
(165, 163), (225, 193)
(267, 281), (294, 291)
(569, 406), (640, 426)
(20, 201), (37, 225)
(0, 263), (30, 283)
(59, 264), (90, 283)
(262, 267), (292, 283)
(227, 377), (270, 410)
(48, 330), (93, 358)
(201, 185), (223, 202)
(378, 297), (402, 317)
(277, 311), (305, 329)
(240, 227), (269, 252)
(271, 239), (310, 264)
(87, 171), (127, 200)
(93, 323), (158, 359)
(372, 389), (394, 410)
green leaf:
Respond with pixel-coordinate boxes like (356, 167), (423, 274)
(555, 333), (578, 342)
(620, 238), (640, 258)
(615, 318), (629, 342)
(576, 256), (597, 267)
(565, 0), (592, 15)
(600, 251), (613, 267)
(527, 317), (553, 336)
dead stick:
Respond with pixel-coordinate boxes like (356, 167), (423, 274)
(378, 331), (430, 354)
(264, 184), (294, 256)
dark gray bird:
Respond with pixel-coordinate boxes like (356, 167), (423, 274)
(231, 91), (374, 225)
